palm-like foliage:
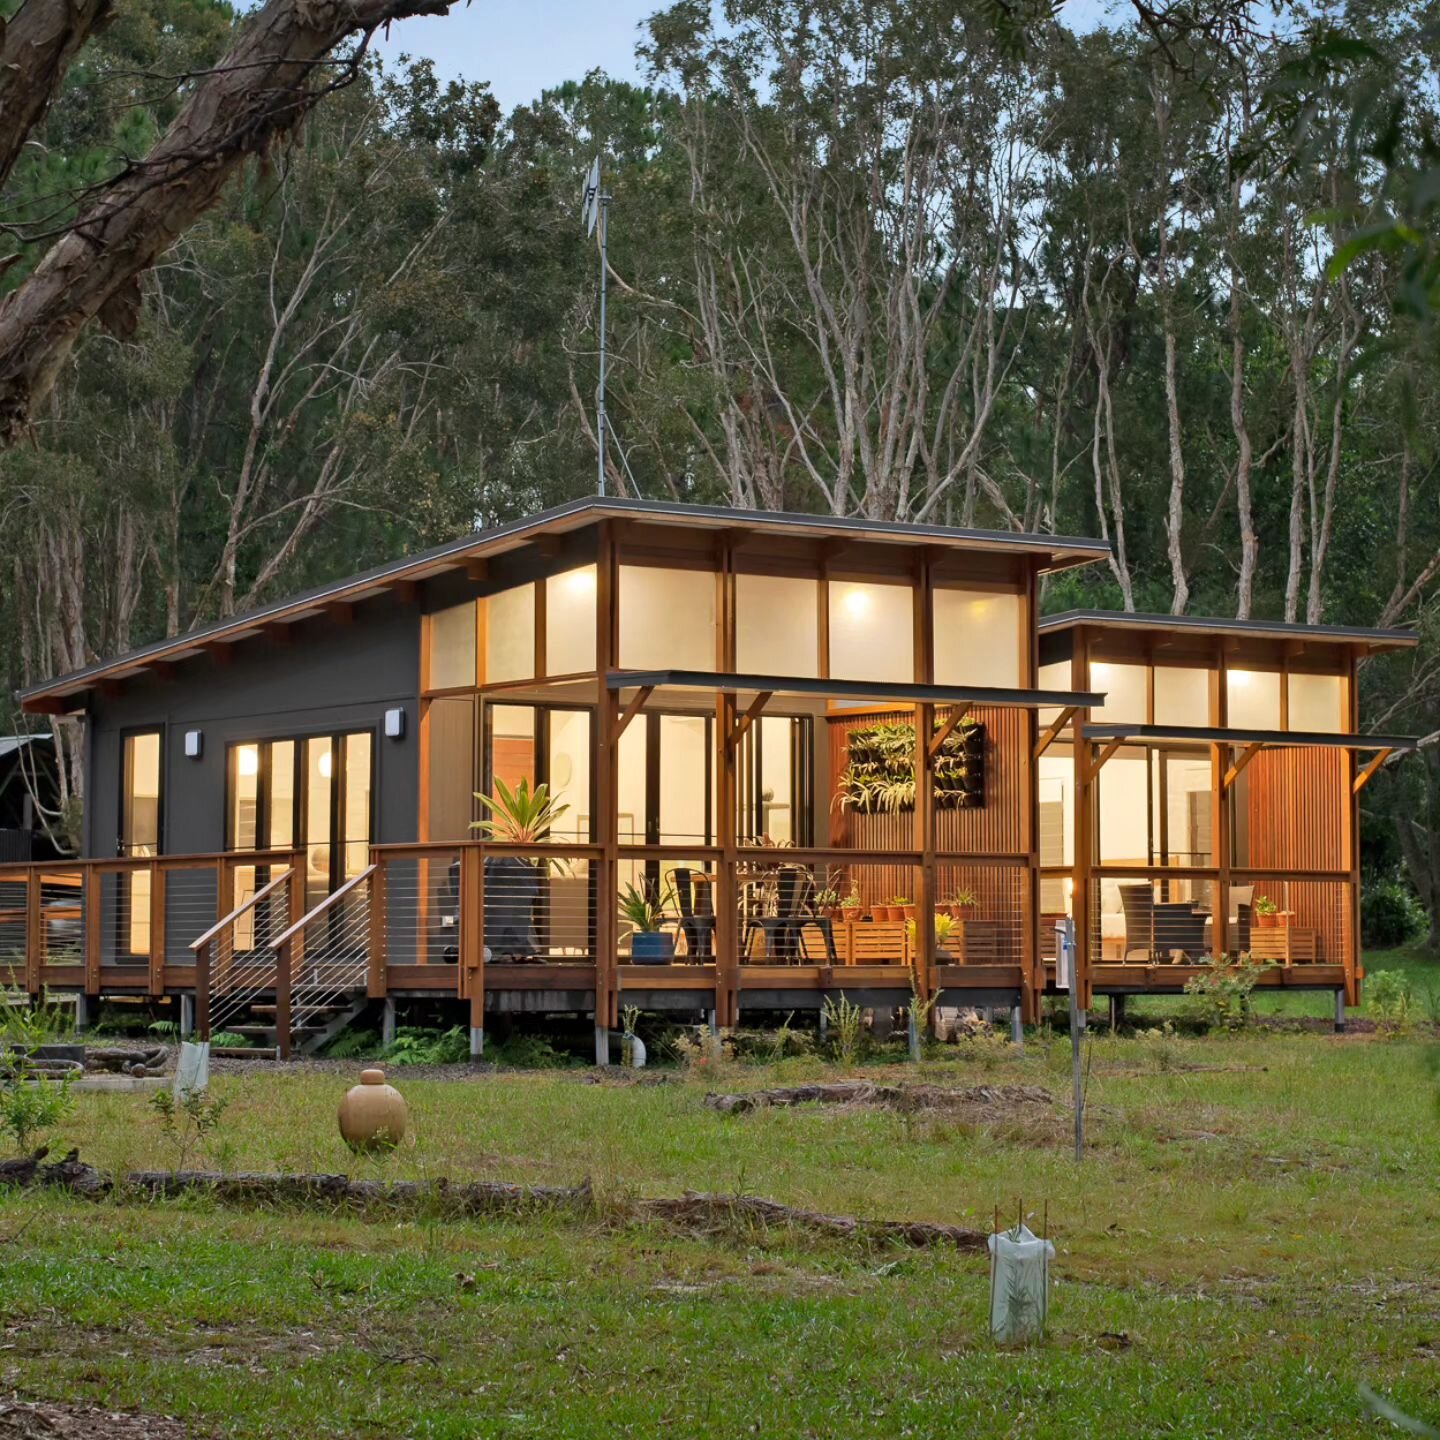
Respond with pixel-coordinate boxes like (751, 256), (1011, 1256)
(470, 776), (569, 845)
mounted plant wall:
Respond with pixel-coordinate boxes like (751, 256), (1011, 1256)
(837, 716), (985, 813)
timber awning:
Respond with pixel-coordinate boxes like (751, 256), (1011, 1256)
(1079, 722), (1419, 793)
(607, 670), (1104, 711)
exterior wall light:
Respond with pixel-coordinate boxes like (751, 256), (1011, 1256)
(184, 730), (203, 760)
(384, 707), (406, 740)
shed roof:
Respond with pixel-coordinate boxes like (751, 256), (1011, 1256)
(20, 497), (1110, 712)
(1039, 609), (1417, 654)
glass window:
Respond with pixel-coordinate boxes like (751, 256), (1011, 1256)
(428, 601), (476, 690)
(1157, 751), (1213, 867)
(736, 573), (818, 677)
(305, 737), (334, 912)
(659, 715), (711, 845)
(546, 566), (597, 676)
(485, 584), (535, 684)
(1227, 669), (1281, 729)
(619, 565), (717, 669)
(548, 709), (592, 841)
(231, 743), (260, 851)
(933, 588), (1021, 688)
(1091, 661), (1148, 724)
(121, 731), (162, 957)
(1153, 666), (1210, 728)
(488, 705), (536, 796)
(1038, 752), (1075, 869)
(268, 741), (296, 849)
(1098, 753), (1150, 864)
(342, 733), (372, 881)
(617, 720), (647, 844)
(1288, 671), (1343, 733)
(828, 580), (914, 684)
(1037, 659), (1071, 728)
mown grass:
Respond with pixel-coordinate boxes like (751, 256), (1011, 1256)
(2, 998), (1439, 1437)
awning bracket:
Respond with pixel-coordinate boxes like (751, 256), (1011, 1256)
(728, 691), (773, 750)
(615, 685), (654, 741)
(1353, 747), (1394, 794)
(1223, 742), (1262, 789)
(1033, 706), (1078, 761)
(928, 705), (970, 760)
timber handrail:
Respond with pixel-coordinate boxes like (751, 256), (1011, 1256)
(268, 864), (376, 952)
(189, 866), (294, 952)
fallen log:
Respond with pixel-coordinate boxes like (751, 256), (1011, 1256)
(122, 1171), (594, 1216)
(0, 1155), (979, 1251)
(85, 1046), (168, 1075)
(705, 1081), (1054, 1116)
(636, 1191), (986, 1251)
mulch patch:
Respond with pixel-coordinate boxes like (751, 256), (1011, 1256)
(0, 1397), (195, 1439)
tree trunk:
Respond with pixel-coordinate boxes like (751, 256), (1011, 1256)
(0, 0), (455, 446)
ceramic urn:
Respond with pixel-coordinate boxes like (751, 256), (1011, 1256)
(338, 1068), (408, 1152)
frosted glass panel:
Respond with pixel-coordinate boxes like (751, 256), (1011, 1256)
(1153, 667), (1209, 728)
(660, 715), (710, 844)
(1091, 662), (1147, 723)
(1227, 669), (1281, 729)
(1037, 659), (1070, 728)
(736, 573), (818, 677)
(428, 601), (476, 690)
(546, 566), (597, 676)
(828, 581), (913, 683)
(485, 584), (535, 684)
(933, 588), (1020, 687)
(619, 565), (716, 669)
(1288, 672), (1343, 733)
(1098, 754), (1149, 864)
(1038, 752), (1074, 868)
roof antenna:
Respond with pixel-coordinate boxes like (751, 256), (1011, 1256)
(580, 156), (611, 497)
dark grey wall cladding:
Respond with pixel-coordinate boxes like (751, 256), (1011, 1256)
(1038, 630), (1073, 668)
(85, 601), (421, 858)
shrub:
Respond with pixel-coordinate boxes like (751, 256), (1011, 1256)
(326, 1028), (382, 1060)
(488, 1032), (573, 1069)
(1183, 955), (1273, 1031)
(1365, 969), (1412, 1033)
(821, 992), (866, 1066)
(1362, 880), (1426, 950)
(385, 1025), (470, 1066)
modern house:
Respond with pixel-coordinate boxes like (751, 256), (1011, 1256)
(1, 499), (1417, 1057)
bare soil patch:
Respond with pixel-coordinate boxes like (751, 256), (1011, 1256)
(0, 1397), (194, 1439)
(704, 1080), (1054, 1117)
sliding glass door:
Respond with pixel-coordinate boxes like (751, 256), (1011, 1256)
(118, 730), (162, 959)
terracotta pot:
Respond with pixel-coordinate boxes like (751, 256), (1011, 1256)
(879, 906), (899, 923)
(901, 905), (917, 922)
(1256, 913), (1277, 930)
(339, 1068), (408, 1153)
(1275, 913), (1290, 929)
(953, 904), (978, 922)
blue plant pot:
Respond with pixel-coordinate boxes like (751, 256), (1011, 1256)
(630, 931), (674, 964)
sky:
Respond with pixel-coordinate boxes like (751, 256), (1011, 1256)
(374, 0), (1120, 114)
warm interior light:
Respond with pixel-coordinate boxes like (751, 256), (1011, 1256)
(563, 566), (597, 597)
(237, 746), (259, 778)
(318, 749), (333, 780)
(1064, 877), (1074, 897)
(1230, 669), (1253, 688)
(841, 585), (872, 619)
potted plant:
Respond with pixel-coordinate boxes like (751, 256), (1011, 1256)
(620, 882), (676, 964)
(470, 777), (569, 961)
(840, 886), (864, 923)
(814, 886), (843, 921)
(1254, 895), (1278, 930)
(949, 888), (978, 921)
(933, 912), (954, 955)
(892, 896), (916, 922)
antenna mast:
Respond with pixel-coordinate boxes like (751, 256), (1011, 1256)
(581, 157), (611, 497)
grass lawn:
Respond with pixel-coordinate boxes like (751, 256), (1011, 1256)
(2, 986), (1439, 1436)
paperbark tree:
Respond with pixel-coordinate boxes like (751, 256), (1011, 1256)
(0, 0), (459, 447)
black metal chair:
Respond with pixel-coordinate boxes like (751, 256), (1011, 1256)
(666, 867), (716, 961)
(742, 866), (838, 965)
